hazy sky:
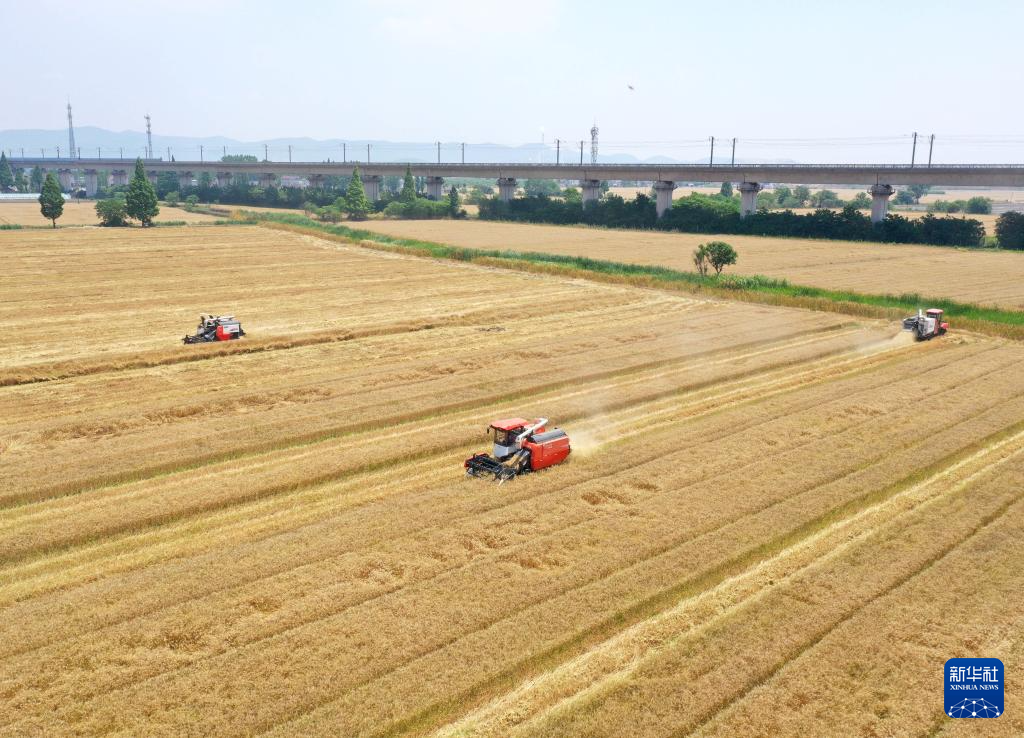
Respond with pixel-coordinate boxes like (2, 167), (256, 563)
(5, 0), (1023, 162)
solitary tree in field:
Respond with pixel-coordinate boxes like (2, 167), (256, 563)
(705, 241), (738, 275)
(38, 172), (64, 227)
(400, 165), (417, 203)
(344, 166), (370, 220)
(125, 158), (159, 226)
(719, 181), (733, 198)
(692, 244), (709, 277)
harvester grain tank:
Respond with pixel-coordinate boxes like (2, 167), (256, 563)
(902, 309), (948, 341)
(464, 417), (571, 482)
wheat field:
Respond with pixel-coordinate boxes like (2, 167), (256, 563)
(1, 225), (1022, 736)
(0, 201), (220, 227)
(354, 219), (1024, 309)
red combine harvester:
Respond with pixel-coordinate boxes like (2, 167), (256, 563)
(464, 417), (571, 483)
(183, 314), (245, 344)
(902, 308), (948, 341)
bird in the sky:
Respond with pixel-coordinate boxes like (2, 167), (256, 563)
(627, 84), (635, 91)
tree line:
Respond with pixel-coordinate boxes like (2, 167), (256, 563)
(478, 191), (1012, 248)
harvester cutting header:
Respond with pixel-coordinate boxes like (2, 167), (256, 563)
(465, 417), (571, 483)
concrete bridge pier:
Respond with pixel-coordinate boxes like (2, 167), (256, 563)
(307, 174), (323, 190)
(362, 174), (382, 202)
(497, 177), (517, 202)
(217, 172), (234, 188)
(869, 184), (895, 223)
(425, 176), (445, 200)
(653, 180), (676, 218)
(739, 182), (763, 218)
(179, 172), (193, 192)
(259, 173), (276, 189)
(581, 179), (602, 205)
(111, 170), (128, 186)
(147, 171), (159, 188)
(84, 170), (99, 197)
(58, 169), (74, 191)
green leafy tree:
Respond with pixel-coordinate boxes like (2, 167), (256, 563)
(562, 187), (582, 204)
(344, 166), (370, 220)
(907, 184), (931, 203)
(774, 186), (791, 205)
(893, 190), (916, 206)
(38, 172), (64, 227)
(156, 171), (178, 198)
(965, 196), (992, 214)
(221, 154), (258, 162)
(809, 189), (842, 208)
(400, 165), (417, 202)
(165, 191), (180, 206)
(95, 198), (129, 226)
(523, 178), (561, 196)
(0, 153), (13, 190)
(792, 186), (811, 206)
(692, 244), (709, 277)
(704, 241), (738, 275)
(14, 169), (28, 193)
(849, 192), (872, 209)
(125, 158), (160, 226)
(30, 167), (44, 192)
(756, 191), (776, 210)
(719, 181), (733, 198)
(447, 185), (460, 216)
(995, 211), (1024, 250)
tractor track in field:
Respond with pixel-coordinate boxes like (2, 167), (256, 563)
(0, 327), (923, 619)
(1, 322), (869, 509)
(0, 332), (968, 683)
(0, 326), (929, 573)
(70, 354), (1020, 737)
(437, 422), (1024, 737)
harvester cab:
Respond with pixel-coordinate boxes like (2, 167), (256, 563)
(902, 308), (948, 341)
(183, 314), (246, 344)
(465, 417), (571, 483)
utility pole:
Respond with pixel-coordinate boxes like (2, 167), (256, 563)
(461, 142), (465, 164)
(223, 145), (226, 158)
(343, 143), (346, 162)
(288, 145), (292, 163)
(145, 114), (153, 159)
(731, 137), (736, 166)
(97, 147), (101, 158)
(57, 146), (61, 159)
(910, 132), (918, 167)
(200, 145), (203, 163)
(709, 136), (715, 166)
(927, 134), (935, 168)
(367, 143), (370, 163)
(579, 140), (584, 165)
(264, 143), (268, 161)
(119, 147), (123, 160)
(556, 139), (560, 165)
(67, 102), (76, 162)
(437, 141), (441, 164)
(167, 146), (171, 161)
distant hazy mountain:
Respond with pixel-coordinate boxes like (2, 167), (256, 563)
(0, 127), (796, 166)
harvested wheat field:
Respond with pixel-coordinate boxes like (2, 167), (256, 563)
(357, 219), (1024, 309)
(0, 201), (220, 227)
(2, 224), (1023, 736)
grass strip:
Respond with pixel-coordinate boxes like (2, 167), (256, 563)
(250, 212), (1024, 339)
